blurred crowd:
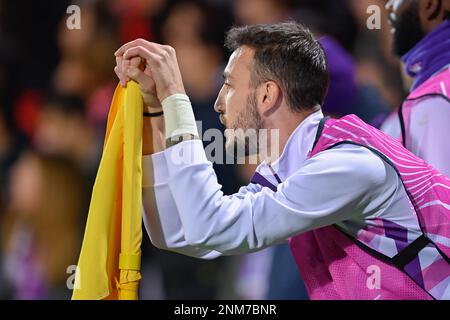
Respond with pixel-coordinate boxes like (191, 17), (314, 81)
(0, 0), (407, 299)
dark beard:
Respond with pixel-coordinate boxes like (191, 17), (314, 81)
(241, 91), (262, 157)
(226, 90), (263, 158)
(391, 1), (426, 57)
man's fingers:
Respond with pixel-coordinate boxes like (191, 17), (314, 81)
(126, 66), (155, 91)
(115, 39), (144, 56)
(123, 46), (161, 67)
(115, 55), (122, 69)
(115, 56), (131, 86)
(115, 39), (166, 57)
(115, 39), (182, 101)
(114, 66), (127, 87)
(114, 66), (121, 80)
(116, 56), (127, 77)
(129, 56), (142, 68)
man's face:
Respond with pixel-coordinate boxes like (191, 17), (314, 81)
(214, 46), (263, 155)
(386, 0), (426, 56)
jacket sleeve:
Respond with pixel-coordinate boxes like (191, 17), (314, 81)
(161, 140), (397, 255)
(142, 150), (261, 259)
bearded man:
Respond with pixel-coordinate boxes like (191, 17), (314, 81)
(382, 0), (450, 176)
(115, 22), (450, 300)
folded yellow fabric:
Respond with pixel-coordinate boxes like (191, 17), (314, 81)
(72, 81), (143, 300)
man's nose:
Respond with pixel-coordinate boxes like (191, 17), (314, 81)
(214, 90), (224, 114)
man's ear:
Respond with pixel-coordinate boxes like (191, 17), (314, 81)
(420, 0), (444, 30)
(443, 0), (450, 17)
(256, 81), (282, 116)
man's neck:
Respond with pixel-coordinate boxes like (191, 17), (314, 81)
(402, 19), (450, 90)
(263, 107), (319, 163)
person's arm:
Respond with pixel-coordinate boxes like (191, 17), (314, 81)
(142, 148), (263, 259)
(114, 43), (217, 258)
(409, 96), (450, 176)
(161, 140), (397, 255)
(141, 152), (221, 259)
(140, 103), (220, 259)
(115, 40), (199, 150)
(114, 54), (167, 155)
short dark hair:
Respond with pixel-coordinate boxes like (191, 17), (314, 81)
(225, 22), (329, 112)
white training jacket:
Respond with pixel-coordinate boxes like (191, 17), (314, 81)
(142, 107), (415, 259)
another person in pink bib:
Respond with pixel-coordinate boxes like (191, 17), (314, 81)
(381, 0), (450, 176)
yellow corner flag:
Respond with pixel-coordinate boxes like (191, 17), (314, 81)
(72, 81), (143, 300)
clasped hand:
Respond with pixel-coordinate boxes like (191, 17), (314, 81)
(113, 39), (186, 110)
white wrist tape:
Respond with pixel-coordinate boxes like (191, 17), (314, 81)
(161, 94), (198, 140)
